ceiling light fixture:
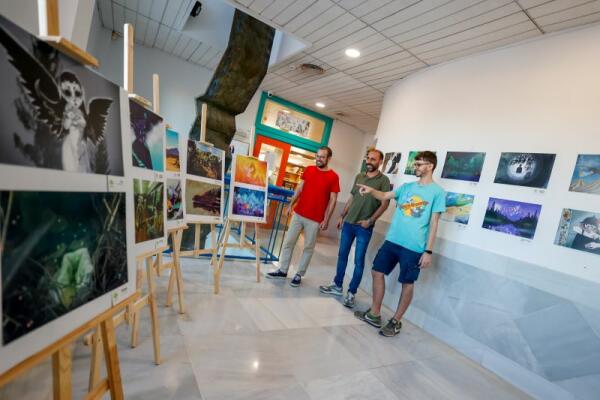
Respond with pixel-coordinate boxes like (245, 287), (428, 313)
(315, 102), (325, 108)
(345, 48), (360, 58)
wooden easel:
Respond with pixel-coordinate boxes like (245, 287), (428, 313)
(179, 222), (218, 265)
(158, 226), (187, 314)
(214, 218), (261, 294)
(0, 294), (136, 400)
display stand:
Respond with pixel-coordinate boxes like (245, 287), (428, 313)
(159, 226), (187, 314)
(0, 294), (136, 400)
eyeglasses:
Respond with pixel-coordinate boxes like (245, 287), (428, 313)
(413, 162), (431, 167)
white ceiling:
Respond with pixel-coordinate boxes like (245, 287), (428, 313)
(97, 0), (600, 134)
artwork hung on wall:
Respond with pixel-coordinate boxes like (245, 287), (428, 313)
(229, 154), (268, 223)
(130, 99), (164, 172)
(186, 140), (223, 180)
(185, 179), (222, 219)
(482, 197), (541, 239)
(234, 155), (268, 187)
(275, 110), (310, 137)
(230, 139), (250, 157)
(382, 152), (401, 175)
(133, 178), (164, 243)
(165, 129), (180, 172)
(0, 15), (124, 176)
(404, 151), (436, 175)
(441, 152), (486, 182)
(1, 190), (127, 344)
(555, 209), (600, 256)
(232, 187), (266, 218)
(442, 192), (475, 225)
(166, 179), (183, 221)
(568, 154), (600, 195)
(494, 152), (555, 189)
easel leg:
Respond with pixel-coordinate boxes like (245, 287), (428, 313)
(166, 231), (176, 308)
(100, 317), (125, 400)
(214, 220), (230, 294)
(254, 223), (261, 283)
(194, 224), (201, 257)
(173, 229), (185, 314)
(130, 263), (143, 348)
(147, 256), (161, 365)
(52, 346), (72, 400)
(88, 327), (103, 392)
(210, 223), (217, 265)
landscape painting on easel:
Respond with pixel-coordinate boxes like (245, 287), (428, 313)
(165, 129), (180, 172)
(229, 154), (268, 223)
(1, 191), (127, 345)
(133, 178), (164, 243)
(186, 140), (224, 180)
(234, 155), (267, 187)
(130, 99), (164, 172)
(232, 187), (266, 219)
(0, 15), (124, 176)
(569, 154), (600, 195)
(167, 178), (183, 221)
(185, 179), (222, 222)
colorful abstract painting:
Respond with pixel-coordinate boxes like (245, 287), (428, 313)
(441, 152), (486, 182)
(167, 179), (183, 221)
(494, 152), (555, 189)
(382, 152), (401, 175)
(482, 197), (541, 239)
(130, 100), (164, 172)
(185, 179), (222, 218)
(186, 140), (223, 180)
(442, 192), (475, 225)
(0, 15), (124, 176)
(569, 154), (600, 195)
(1, 191), (127, 344)
(232, 187), (266, 218)
(165, 129), (180, 172)
(555, 208), (600, 255)
(234, 155), (268, 187)
(133, 178), (164, 243)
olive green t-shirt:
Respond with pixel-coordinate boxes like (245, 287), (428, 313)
(345, 172), (391, 224)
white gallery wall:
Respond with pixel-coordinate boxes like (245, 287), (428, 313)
(376, 22), (600, 285)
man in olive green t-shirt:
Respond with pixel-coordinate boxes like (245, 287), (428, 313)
(319, 149), (390, 308)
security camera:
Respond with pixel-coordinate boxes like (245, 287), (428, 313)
(267, 91), (273, 97)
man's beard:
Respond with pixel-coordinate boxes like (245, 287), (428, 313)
(365, 163), (377, 172)
(316, 160), (326, 168)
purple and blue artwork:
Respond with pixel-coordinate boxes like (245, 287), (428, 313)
(232, 187), (265, 218)
(482, 197), (541, 239)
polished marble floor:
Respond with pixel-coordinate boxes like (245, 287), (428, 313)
(0, 237), (532, 399)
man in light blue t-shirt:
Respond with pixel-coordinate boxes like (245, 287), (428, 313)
(354, 151), (446, 337)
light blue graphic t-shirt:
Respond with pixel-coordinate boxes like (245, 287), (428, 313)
(385, 181), (446, 253)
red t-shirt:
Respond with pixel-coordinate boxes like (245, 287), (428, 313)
(294, 165), (340, 223)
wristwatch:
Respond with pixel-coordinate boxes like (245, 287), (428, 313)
(424, 250), (433, 255)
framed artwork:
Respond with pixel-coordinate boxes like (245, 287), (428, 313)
(442, 192), (475, 225)
(130, 100), (164, 172)
(0, 15), (124, 176)
(185, 178), (223, 222)
(186, 140), (224, 180)
(494, 152), (555, 189)
(133, 178), (164, 243)
(165, 129), (180, 173)
(382, 152), (401, 175)
(166, 178), (184, 222)
(482, 197), (541, 239)
(555, 209), (600, 256)
(441, 152), (486, 182)
(569, 154), (600, 195)
(229, 154), (268, 223)
(404, 151), (436, 175)
(1, 190), (128, 345)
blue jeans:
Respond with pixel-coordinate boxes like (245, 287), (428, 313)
(334, 222), (373, 294)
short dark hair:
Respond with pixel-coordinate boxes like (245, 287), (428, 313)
(415, 151), (437, 170)
(319, 146), (333, 158)
(368, 149), (384, 160)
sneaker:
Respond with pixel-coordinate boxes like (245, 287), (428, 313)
(319, 284), (343, 296)
(353, 308), (382, 328)
(290, 274), (302, 287)
(266, 269), (287, 279)
(380, 318), (402, 337)
(343, 292), (355, 308)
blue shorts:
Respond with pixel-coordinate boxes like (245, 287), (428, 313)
(372, 240), (423, 284)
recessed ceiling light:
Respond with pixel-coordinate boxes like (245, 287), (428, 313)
(315, 102), (325, 108)
(345, 48), (360, 58)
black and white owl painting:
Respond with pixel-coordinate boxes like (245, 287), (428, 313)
(0, 14), (124, 176)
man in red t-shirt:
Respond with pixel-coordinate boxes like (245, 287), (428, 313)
(267, 146), (340, 287)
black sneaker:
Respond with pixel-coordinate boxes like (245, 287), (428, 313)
(290, 274), (301, 287)
(380, 318), (402, 337)
(266, 269), (287, 279)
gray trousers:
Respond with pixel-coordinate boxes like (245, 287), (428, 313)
(278, 213), (320, 276)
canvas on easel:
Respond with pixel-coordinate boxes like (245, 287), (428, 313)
(228, 154), (268, 224)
